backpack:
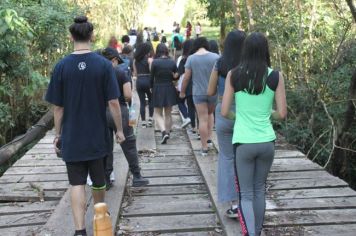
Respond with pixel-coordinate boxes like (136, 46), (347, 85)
(118, 56), (132, 80)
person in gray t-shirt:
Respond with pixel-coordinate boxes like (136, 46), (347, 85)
(180, 37), (219, 156)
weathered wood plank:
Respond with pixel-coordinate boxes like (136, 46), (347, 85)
(274, 150), (305, 159)
(271, 158), (322, 172)
(266, 196), (356, 211)
(141, 169), (199, 177)
(0, 212), (51, 228)
(136, 126), (156, 151)
(268, 170), (330, 180)
(0, 225), (40, 236)
(0, 190), (64, 202)
(0, 181), (68, 195)
(20, 154), (59, 161)
(156, 145), (192, 150)
(0, 173), (68, 184)
(264, 209), (356, 227)
(264, 224), (356, 236)
(4, 166), (67, 175)
(140, 162), (196, 170)
(267, 177), (348, 190)
(157, 149), (193, 156)
(0, 201), (58, 216)
(13, 159), (65, 167)
(140, 155), (194, 163)
(26, 148), (56, 154)
(121, 214), (219, 233)
(268, 187), (356, 200)
(160, 232), (219, 236)
(145, 176), (204, 186)
(122, 194), (213, 217)
(131, 185), (207, 196)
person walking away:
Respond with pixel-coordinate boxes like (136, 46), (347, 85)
(151, 43), (179, 144)
(101, 47), (149, 188)
(209, 40), (220, 55)
(221, 32), (287, 236)
(133, 43), (154, 128)
(180, 37), (219, 156)
(176, 39), (195, 129)
(143, 27), (150, 42)
(128, 29), (137, 47)
(171, 30), (183, 58)
(186, 21), (192, 39)
(108, 36), (122, 53)
(207, 30), (246, 219)
(161, 36), (169, 48)
(121, 35), (130, 47)
(151, 35), (160, 53)
(45, 16), (125, 236)
(195, 22), (202, 38)
(172, 36), (183, 61)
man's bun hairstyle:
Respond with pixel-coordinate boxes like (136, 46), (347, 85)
(69, 16), (93, 42)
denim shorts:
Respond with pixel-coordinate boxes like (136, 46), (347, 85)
(193, 95), (217, 105)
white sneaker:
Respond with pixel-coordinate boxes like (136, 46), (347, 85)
(110, 172), (115, 182)
(181, 118), (191, 129)
(87, 175), (93, 186)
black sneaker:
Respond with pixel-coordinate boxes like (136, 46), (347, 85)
(105, 176), (112, 191)
(147, 118), (153, 127)
(132, 173), (149, 187)
(161, 131), (169, 144)
(74, 229), (87, 236)
(226, 207), (239, 219)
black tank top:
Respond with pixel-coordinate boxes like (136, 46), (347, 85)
(135, 57), (150, 75)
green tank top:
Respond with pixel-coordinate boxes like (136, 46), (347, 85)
(232, 68), (277, 144)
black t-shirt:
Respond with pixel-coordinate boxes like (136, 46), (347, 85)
(150, 57), (177, 87)
(114, 67), (131, 105)
(45, 52), (120, 162)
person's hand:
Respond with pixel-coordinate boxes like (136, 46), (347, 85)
(53, 136), (60, 154)
(179, 92), (186, 99)
(115, 131), (126, 144)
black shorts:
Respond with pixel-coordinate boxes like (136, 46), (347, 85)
(66, 158), (106, 190)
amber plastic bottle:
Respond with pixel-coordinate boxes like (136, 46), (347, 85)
(93, 202), (113, 236)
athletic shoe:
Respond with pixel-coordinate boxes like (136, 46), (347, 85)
(110, 172), (115, 182)
(189, 128), (197, 134)
(141, 121), (147, 128)
(201, 149), (208, 156)
(181, 118), (191, 128)
(86, 175), (92, 186)
(161, 131), (169, 144)
(132, 173), (150, 187)
(226, 207), (239, 219)
(207, 140), (214, 148)
(196, 133), (201, 140)
(147, 117), (153, 127)
(74, 229), (87, 236)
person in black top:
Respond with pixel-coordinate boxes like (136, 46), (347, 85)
(45, 16), (125, 236)
(101, 47), (149, 188)
(133, 43), (154, 128)
(150, 43), (179, 144)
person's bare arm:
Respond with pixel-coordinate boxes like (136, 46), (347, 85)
(207, 68), (218, 96)
(53, 106), (64, 152)
(179, 68), (192, 98)
(271, 72), (287, 120)
(221, 71), (235, 120)
(108, 99), (125, 143)
(123, 82), (132, 103)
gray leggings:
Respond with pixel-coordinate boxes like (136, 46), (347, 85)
(234, 142), (274, 236)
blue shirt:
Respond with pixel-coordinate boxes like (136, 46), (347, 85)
(45, 52), (120, 162)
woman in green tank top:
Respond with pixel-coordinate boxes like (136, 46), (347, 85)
(221, 32), (287, 236)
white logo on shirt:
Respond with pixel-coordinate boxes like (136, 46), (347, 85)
(78, 62), (86, 70)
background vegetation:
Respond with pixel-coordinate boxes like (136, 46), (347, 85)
(0, 0), (355, 189)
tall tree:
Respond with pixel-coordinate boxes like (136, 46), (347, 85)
(245, 0), (255, 31)
(231, 0), (242, 29)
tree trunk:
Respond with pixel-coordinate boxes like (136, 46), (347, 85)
(231, 0), (243, 29)
(245, 0), (255, 31)
(220, 0), (226, 40)
(346, 0), (356, 22)
(0, 109), (53, 166)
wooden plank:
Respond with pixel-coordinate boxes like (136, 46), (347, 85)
(157, 145), (192, 150)
(20, 154), (59, 161)
(267, 177), (348, 190)
(131, 185), (207, 196)
(13, 159), (65, 167)
(141, 155), (194, 163)
(145, 176), (204, 186)
(0, 181), (68, 195)
(266, 196), (356, 211)
(141, 169), (199, 177)
(0, 225), (40, 236)
(136, 126), (156, 151)
(271, 158), (322, 172)
(4, 166), (67, 175)
(157, 149), (193, 156)
(26, 148), (56, 154)
(268, 170), (330, 180)
(140, 162), (195, 170)
(122, 194), (213, 217)
(268, 187), (356, 200)
(264, 209), (356, 227)
(0, 190), (64, 202)
(264, 224), (356, 236)
(160, 232), (219, 236)
(0, 212), (51, 228)
(274, 150), (305, 158)
(0, 173), (68, 184)
(120, 214), (218, 233)
(0, 201), (58, 216)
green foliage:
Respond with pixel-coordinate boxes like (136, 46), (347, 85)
(0, 0), (81, 146)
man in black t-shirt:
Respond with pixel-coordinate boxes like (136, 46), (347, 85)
(45, 16), (125, 236)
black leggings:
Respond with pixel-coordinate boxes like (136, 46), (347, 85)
(186, 95), (197, 128)
(136, 76), (153, 121)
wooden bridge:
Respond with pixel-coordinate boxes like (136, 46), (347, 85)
(1, 109), (356, 235)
